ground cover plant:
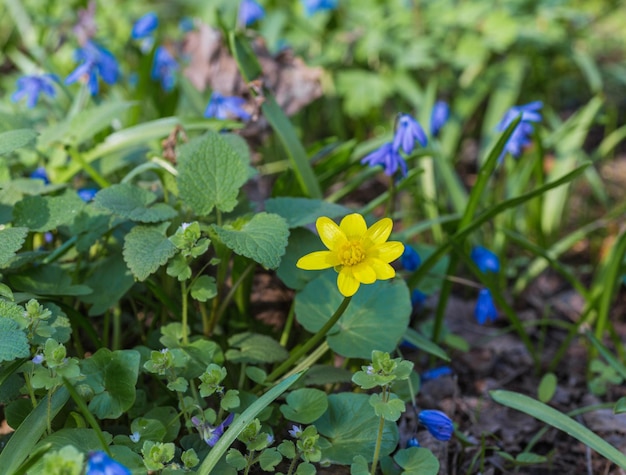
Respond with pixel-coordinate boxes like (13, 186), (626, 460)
(1, 0), (626, 474)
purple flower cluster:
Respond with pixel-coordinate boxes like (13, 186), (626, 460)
(65, 40), (120, 96)
(496, 101), (543, 160)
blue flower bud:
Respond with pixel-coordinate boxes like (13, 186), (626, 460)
(400, 245), (421, 271)
(418, 409), (453, 441)
(474, 288), (498, 325)
(470, 246), (500, 274)
(86, 451), (131, 475)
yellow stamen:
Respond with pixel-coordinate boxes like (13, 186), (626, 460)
(339, 241), (365, 267)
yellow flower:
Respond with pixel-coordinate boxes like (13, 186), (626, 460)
(296, 213), (404, 297)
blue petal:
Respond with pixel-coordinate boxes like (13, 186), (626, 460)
(86, 451), (131, 475)
(474, 288), (498, 325)
(418, 410), (454, 441)
(132, 12), (159, 39)
(470, 246), (500, 274)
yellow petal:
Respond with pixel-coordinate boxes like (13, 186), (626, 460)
(297, 251), (339, 270)
(337, 268), (361, 297)
(317, 217), (347, 250)
(339, 213), (367, 240)
(363, 218), (393, 247)
(351, 262), (377, 284)
(369, 258), (396, 280)
(369, 241), (404, 263)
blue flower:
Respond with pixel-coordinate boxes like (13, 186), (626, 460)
(86, 451), (131, 475)
(496, 101), (543, 160)
(65, 41), (120, 96)
(421, 366), (453, 382)
(411, 289), (427, 308)
(470, 246), (500, 274)
(131, 12), (159, 39)
(30, 166), (50, 184)
(192, 413), (234, 447)
(302, 0), (338, 16)
(204, 92), (251, 121)
(430, 101), (449, 137)
(32, 354), (44, 364)
(406, 436), (420, 448)
(238, 0), (265, 27)
(393, 114), (427, 155)
(78, 188), (98, 202)
(418, 410), (453, 441)
(12, 74), (57, 108)
(151, 46), (178, 92)
(475, 288), (498, 325)
(361, 142), (408, 177)
(401, 246), (421, 271)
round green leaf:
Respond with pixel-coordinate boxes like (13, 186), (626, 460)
(295, 272), (411, 358)
(315, 393), (398, 464)
(538, 372), (557, 403)
(393, 447), (440, 475)
(280, 388), (328, 424)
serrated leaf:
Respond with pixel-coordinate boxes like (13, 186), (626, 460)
(9, 265), (92, 296)
(0, 318), (29, 362)
(94, 184), (176, 223)
(265, 197), (350, 228)
(213, 213), (289, 269)
(0, 227), (28, 267)
(177, 132), (249, 215)
(123, 224), (177, 281)
(0, 129), (37, 155)
(280, 388), (328, 424)
(225, 332), (288, 364)
(12, 190), (85, 232)
(190, 275), (217, 302)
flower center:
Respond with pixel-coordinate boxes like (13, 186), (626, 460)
(338, 241), (365, 267)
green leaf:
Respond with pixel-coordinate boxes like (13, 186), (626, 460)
(131, 417), (167, 443)
(94, 184), (176, 223)
(0, 318), (29, 362)
(393, 447), (440, 475)
(12, 190), (85, 232)
(80, 349), (140, 419)
(537, 372), (557, 403)
(490, 390), (626, 469)
(79, 256), (135, 315)
(0, 129), (37, 155)
(369, 393), (405, 422)
(225, 449), (247, 470)
(316, 393), (398, 464)
(190, 275), (217, 302)
(258, 448), (282, 471)
(615, 397), (626, 414)
(9, 265), (92, 296)
(177, 132), (249, 216)
(123, 224), (177, 281)
(295, 272), (411, 358)
(280, 388), (328, 424)
(0, 387), (69, 475)
(0, 227), (28, 267)
(277, 228), (327, 290)
(225, 332), (288, 364)
(213, 213), (289, 269)
(264, 197), (350, 228)
(402, 328), (450, 362)
(336, 69), (393, 117)
(197, 372), (303, 475)
(351, 455), (370, 475)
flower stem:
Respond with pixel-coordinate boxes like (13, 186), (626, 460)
(265, 296), (352, 384)
(370, 387), (388, 475)
(181, 280), (189, 345)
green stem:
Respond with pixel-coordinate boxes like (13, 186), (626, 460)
(370, 387), (388, 475)
(208, 262), (256, 336)
(265, 296), (352, 384)
(181, 280), (189, 345)
(279, 302), (296, 347)
(112, 306), (122, 351)
(68, 146), (110, 189)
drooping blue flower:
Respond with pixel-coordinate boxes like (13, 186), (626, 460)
(474, 288), (498, 325)
(361, 142), (408, 177)
(30, 166), (50, 184)
(393, 114), (428, 155)
(12, 74), (57, 108)
(238, 0), (265, 27)
(470, 246), (500, 274)
(131, 12), (159, 39)
(418, 410), (454, 441)
(496, 101), (543, 160)
(78, 188), (98, 202)
(65, 41), (120, 96)
(401, 245), (421, 272)
(192, 413), (234, 447)
(430, 101), (449, 137)
(204, 92), (251, 121)
(406, 437), (420, 448)
(151, 46), (178, 92)
(302, 0), (338, 16)
(86, 451), (131, 475)
(411, 289), (427, 308)
(421, 366), (453, 382)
